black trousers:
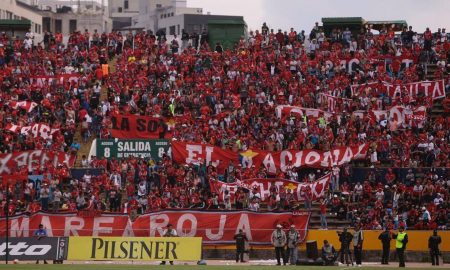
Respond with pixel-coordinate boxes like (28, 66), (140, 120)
(430, 249), (440, 265)
(275, 247), (286, 265)
(236, 249), (244, 262)
(354, 246), (362, 265)
(381, 246), (390, 264)
(340, 246), (353, 265)
(397, 248), (405, 267)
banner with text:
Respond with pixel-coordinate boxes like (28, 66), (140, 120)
(30, 74), (80, 86)
(110, 114), (172, 139)
(350, 80), (446, 100)
(0, 211), (310, 245)
(0, 237), (68, 261)
(96, 139), (170, 160)
(68, 237), (202, 261)
(210, 174), (331, 203)
(5, 123), (59, 139)
(0, 150), (76, 175)
(172, 141), (368, 174)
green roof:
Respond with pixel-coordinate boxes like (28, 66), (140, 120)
(0, 19), (31, 27)
(208, 20), (246, 25)
(322, 17), (365, 24)
(367, 20), (407, 25)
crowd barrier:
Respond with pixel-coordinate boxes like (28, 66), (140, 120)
(0, 236), (202, 262)
(0, 237), (68, 261)
(67, 237), (202, 261)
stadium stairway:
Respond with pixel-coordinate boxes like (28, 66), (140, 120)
(307, 202), (352, 229)
(425, 63), (447, 119)
(74, 58), (117, 166)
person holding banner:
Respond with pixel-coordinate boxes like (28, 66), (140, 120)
(161, 224), (178, 265)
(271, 224), (287, 265)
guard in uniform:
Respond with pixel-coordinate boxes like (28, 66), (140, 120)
(352, 224), (364, 266)
(428, 229), (442, 266)
(234, 229), (248, 263)
(378, 228), (392, 264)
(393, 226), (408, 267)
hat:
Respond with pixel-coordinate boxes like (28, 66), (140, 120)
(290, 225), (295, 228)
(276, 224), (282, 228)
(422, 207), (426, 210)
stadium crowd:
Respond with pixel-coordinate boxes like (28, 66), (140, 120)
(0, 22), (449, 231)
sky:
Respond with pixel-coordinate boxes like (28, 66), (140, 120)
(188, 0), (450, 32)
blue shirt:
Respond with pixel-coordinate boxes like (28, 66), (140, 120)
(34, 228), (47, 237)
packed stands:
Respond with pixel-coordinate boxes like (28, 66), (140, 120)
(0, 24), (449, 231)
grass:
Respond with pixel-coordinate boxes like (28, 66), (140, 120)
(0, 264), (444, 270)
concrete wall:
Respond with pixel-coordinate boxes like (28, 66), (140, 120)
(203, 229), (450, 262)
(203, 249), (450, 263)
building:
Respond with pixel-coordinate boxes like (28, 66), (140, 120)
(108, 0), (140, 30)
(0, 0), (44, 40)
(1, 0), (111, 42)
(36, 0), (111, 37)
(127, 0), (244, 38)
(129, 0), (202, 33)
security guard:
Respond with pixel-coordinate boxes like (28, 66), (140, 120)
(428, 229), (442, 266)
(378, 228), (392, 264)
(352, 224), (364, 267)
(393, 226), (408, 267)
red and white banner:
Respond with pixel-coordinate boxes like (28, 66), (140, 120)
(319, 93), (352, 112)
(5, 123), (59, 139)
(172, 141), (368, 173)
(171, 141), (239, 172)
(110, 114), (172, 139)
(0, 211), (310, 244)
(30, 74), (80, 86)
(8, 101), (38, 112)
(275, 105), (335, 121)
(0, 150), (76, 175)
(277, 105), (427, 128)
(352, 105), (427, 127)
(210, 174), (331, 203)
(350, 80), (446, 100)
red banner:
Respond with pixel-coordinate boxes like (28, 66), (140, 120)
(0, 211), (310, 244)
(172, 141), (367, 173)
(171, 141), (239, 172)
(110, 114), (172, 139)
(210, 174), (331, 203)
(0, 150), (76, 175)
(350, 80), (446, 100)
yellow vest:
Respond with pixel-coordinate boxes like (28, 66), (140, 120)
(396, 232), (407, 249)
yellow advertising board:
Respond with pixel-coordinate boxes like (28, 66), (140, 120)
(68, 237), (202, 261)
